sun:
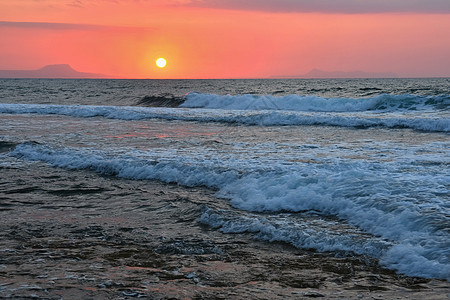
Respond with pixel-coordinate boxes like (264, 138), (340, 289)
(156, 58), (167, 68)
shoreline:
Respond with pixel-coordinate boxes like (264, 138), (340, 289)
(0, 163), (449, 299)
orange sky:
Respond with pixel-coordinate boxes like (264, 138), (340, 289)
(0, 0), (449, 78)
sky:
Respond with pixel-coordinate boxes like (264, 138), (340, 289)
(0, 0), (449, 78)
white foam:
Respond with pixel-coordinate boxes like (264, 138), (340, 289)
(9, 142), (450, 280)
(181, 92), (450, 112)
(1, 103), (449, 132)
(199, 207), (391, 258)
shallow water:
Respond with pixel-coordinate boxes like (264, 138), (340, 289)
(1, 162), (448, 299)
(2, 111), (449, 279)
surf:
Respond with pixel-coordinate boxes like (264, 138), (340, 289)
(1, 102), (449, 132)
(7, 141), (450, 280)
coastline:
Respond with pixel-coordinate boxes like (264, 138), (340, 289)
(0, 162), (448, 299)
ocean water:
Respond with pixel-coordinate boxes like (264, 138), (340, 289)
(0, 78), (449, 281)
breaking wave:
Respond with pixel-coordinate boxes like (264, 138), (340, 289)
(1, 103), (449, 132)
(181, 93), (450, 112)
(8, 142), (450, 280)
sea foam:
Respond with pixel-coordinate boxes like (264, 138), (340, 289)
(1, 103), (449, 132)
(9, 142), (450, 280)
(181, 93), (450, 112)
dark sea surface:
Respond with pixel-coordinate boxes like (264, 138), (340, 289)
(0, 78), (449, 298)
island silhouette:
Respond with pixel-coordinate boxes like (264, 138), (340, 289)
(0, 64), (112, 79)
(0, 65), (399, 79)
(272, 68), (398, 79)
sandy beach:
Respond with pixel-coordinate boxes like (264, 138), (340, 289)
(1, 161), (448, 299)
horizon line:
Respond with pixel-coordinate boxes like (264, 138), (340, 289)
(1, 64), (449, 80)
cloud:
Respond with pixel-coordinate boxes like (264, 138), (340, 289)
(187, 0), (450, 14)
(68, 0), (85, 8)
(0, 21), (153, 32)
(0, 21), (105, 30)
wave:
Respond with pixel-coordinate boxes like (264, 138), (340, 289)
(199, 207), (391, 258)
(137, 94), (184, 107)
(8, 142), (450, 280)
(1, 103), (449, 132)
(181, 93), (450, 112)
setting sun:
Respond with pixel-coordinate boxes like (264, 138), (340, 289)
(156, 58), (167, 68)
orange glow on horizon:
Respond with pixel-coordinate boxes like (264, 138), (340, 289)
(0, 1), (449, 78)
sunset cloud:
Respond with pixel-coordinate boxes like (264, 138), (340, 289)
(0, 21), (104, 30)
(0, 21), (152, 32)
(187, 0), (450, 14)
(8, 0), (449, 14)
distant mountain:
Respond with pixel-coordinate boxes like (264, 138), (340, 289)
(272, 69), (398, 79)
(0, 64), (112, 79)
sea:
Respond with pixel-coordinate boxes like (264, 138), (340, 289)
(0, 78), (449, 281)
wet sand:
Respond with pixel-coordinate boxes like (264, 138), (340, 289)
(0, 162), (448, 299)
